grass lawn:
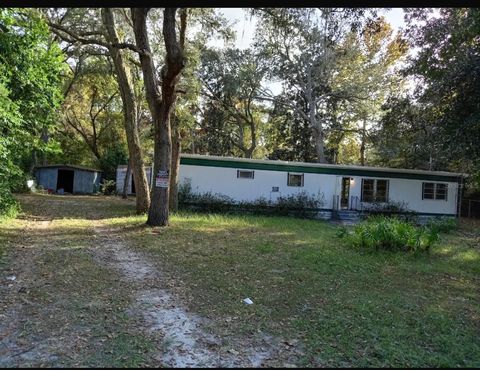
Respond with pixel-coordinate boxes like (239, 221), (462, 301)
(4, 194), (480, 367)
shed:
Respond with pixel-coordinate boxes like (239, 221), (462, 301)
(34, 165), (102, 194)
(116, 165), (153, 194)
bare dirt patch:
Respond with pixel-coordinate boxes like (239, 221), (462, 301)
(91, 225), (289, 367)
(1, 194), (300, 367)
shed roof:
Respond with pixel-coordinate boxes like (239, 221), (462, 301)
(34, 164), (102, 173)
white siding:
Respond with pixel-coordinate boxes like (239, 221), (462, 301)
(180, 166), (458, 215)
(179, 165), (338, 208)
(116, 159), (460, 216)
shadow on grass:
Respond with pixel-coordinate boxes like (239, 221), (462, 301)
(14, 193), (138, 221)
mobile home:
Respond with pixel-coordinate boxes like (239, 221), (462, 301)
(117, 154), (464, 220)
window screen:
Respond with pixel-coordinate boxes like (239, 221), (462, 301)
(361, 179), (375, 202)
(287, 173), (304, 187)
(422, 183), (435, 199)
(436, 183), (447, 200)
(375, 180), (389, 202)
(237, 170), (254, 179)
(362, 179), (389, 203)
(423, 182), (448, 200)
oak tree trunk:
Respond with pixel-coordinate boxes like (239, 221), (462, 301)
(312, 126), (328, 163)
(360, 119), (366, 166)
(102, 8), (150, 214)
(132, 8), (186, 226)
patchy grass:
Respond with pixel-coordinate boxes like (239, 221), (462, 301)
(3, 194), (480, 367)
(115, 212), (480, 367)
(0, 194), (155, 367)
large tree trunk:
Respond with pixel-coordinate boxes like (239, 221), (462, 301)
(312, 126), (327, 163)
(102, 8), (150, 214)
(169, 114), (181, 212)
(360, 119), (366, 166)
(132, 7), (186, 226)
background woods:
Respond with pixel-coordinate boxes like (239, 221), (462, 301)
(2, 7), (479, 222)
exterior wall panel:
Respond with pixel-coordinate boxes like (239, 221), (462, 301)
(36, 168), (58, 191)
(35, 166), (101, 194)
(116, 166), (153, 194)
(115, 155), (462, 216)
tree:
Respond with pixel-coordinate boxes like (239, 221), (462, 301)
(47, 8), (151, 213)
(327, 16), (408, 165)
(255, 9), (406, 165)
(58, 57), (124, 165)
(255, 8), (375, 163)
(403, 8), (480, 178)
(198, 47), (269, 159)
(131, 7), (187, 226)
(0, 8), (64, 215)
(370, 96), (438, 170)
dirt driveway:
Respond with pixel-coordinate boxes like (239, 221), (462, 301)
(0, 194), (299, 367)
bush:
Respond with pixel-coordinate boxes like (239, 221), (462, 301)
(362, 200), (419, 223)
(0, 186), (19, 219)
(275, 191), (325, 216)
(425, 217), (458, 234)
(100, 179), (116, 195)
(178, 179), (325, 218)
(341, 216), (439, 253)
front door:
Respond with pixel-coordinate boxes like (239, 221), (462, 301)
(340, 177), (350, 209)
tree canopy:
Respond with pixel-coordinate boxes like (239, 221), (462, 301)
(1, 7), (479, 217)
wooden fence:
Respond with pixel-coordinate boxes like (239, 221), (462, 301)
(461, 199), (480, 218)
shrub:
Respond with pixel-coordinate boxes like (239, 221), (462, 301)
(178, 179), (325, 218)
(275, 191), (325, 216)
(362, 200), (419, 223)
(341, 216), (438, 253)
(100, 179), (116, 195)
(425, 217), (458, 234)
(0, 186), (19, 219)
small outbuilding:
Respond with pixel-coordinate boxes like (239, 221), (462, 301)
(34, 165), (102, 194)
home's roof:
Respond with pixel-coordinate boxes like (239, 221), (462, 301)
(34, 164), (102, 173)
(179, 154), (466, 182)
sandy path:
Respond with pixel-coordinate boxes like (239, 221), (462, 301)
(1, 204), (299, 367)
(91, 225), (279, 367)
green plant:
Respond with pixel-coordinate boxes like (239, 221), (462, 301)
(0, 185), (19, 219)
(425, 217), (458, 234)
(341, 216), (438, 253)
(275, 191), (325, 216)
(363, 200), (418, 223)
(178, 180), (326, 218)
(100, 179), (116, 195)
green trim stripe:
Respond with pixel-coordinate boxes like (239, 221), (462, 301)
(180, 157), (461, 182)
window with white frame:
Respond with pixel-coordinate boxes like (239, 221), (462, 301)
(287, 173), (304, 187)
(237, 170), (254, 179)
(361, 179), (389, 202)
(422, 182), (448, 200)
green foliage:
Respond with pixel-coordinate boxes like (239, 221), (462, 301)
(395, 8), (480, 176)
(100, 179), (116, 195)
(179, 178), (325, 218)
(425, 217), (458, 234)
(196, 47), (269, 158)
(341, 216), (439, 253)
(0, 186), (19, 219)
(178, 179), (236, 212)
(98, 143), (128, 181)
(363, 200), (419, 223)
(0, 8), (64, 216)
